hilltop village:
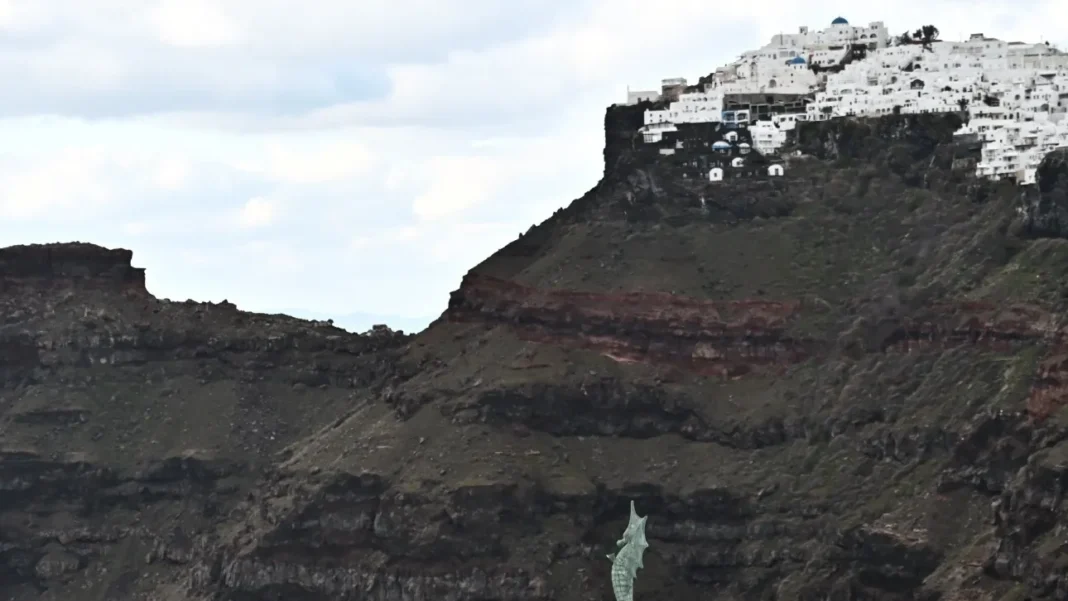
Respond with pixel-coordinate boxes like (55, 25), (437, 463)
(625, 17), (1068, 185)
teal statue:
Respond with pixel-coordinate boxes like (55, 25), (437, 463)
(614, 500), (645, 548)
(606, 501), (650, 601)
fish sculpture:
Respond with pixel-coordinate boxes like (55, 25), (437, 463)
(606, 501), (650, 601)
(614, 500), (644, 548)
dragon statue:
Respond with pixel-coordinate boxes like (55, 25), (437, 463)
(607, 501), (650, 601)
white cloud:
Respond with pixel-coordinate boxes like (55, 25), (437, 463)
(237, 197), (278, 229)
(0, 0), (48, 32)
(411, 156), (506, 221)
(147, 0), (243, 48)
(0, 0), (585, 119)
(0, 1), (14, 28)
(138, 0), (1065, 133)
(424, 222), (526, 265)
(0, 147), (117, 219)
(349, 225), (422, 251)
(153, 156), (190, 190)
(234, 140), (375, 184)
(383, 164), (414, 193)
(0, 144), (230, 222)
(237, 240), (303, 271)
(23, 41), (128, 92)
(122, 221), (150, 235)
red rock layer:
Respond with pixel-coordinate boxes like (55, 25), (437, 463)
(448, 275), (1068, 418)
(892, 302), (1061, 347)
(446, 274), (815, 377)
(888, 302), (1068, 421)
(1029, 354), (1068, 421)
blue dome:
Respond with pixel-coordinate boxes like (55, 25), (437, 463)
(788, 56), (806, 64)
(831, 16), (848, 25)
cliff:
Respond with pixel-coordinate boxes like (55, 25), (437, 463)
(5, 108), (1068, 601)
(1018, 148), (1068, 239)
(0, 242), (146, 290)
(0, 243), (412, 601)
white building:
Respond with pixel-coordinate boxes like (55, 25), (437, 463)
(629, 17), (1068, 185)
(805, 33), (1068, 184)
(768, 17), (889, 51)
(750, 113), (808, 154)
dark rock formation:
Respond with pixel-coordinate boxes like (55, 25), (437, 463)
(4, 108), (1068, 601)
(1018, 149), (1068, 238)
(0, 242), (412, 601)
(603, 102), (648, 178)
(0, 242), (146, 291)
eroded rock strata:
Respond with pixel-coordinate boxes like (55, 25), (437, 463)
(445, 273), (813, 377)
(6, 110), (1068, 601)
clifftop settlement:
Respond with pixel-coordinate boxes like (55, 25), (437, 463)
(625, 17), (1068, 185)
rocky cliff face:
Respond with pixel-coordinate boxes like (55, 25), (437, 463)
(0, 243), (410, 601)
(6, 108), (1068, 601)
(1018, 148), (1068, 239)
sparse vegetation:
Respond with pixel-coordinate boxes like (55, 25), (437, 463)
(895, 24), (941, 51)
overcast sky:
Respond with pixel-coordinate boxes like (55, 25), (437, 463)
(1, 0), (1064, 331)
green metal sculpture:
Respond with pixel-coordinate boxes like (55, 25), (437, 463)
(607, 501), (650, 601)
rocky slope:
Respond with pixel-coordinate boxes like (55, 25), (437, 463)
(0, 243), (410, 600)
(6, 108), (1068, 601)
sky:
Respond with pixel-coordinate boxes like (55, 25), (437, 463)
(1, 0), (1065, 333)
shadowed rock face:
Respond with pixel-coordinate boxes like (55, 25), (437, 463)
(0, 243), (146, 290)
(0, 242), (412, 601)
(5, 112), (1068, 601)
(1018, 149), (1068, 239)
